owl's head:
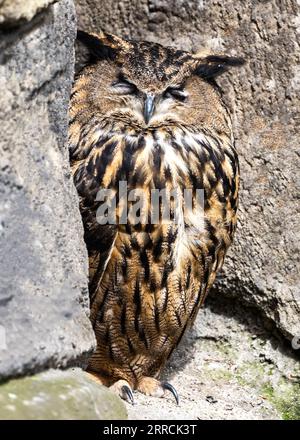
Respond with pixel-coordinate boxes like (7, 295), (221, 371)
(74, 30), (244, 132)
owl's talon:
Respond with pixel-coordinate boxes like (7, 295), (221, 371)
(121, 384), (135, 405)
(110, 379), (134, 405)
(161, 381), (179, 405)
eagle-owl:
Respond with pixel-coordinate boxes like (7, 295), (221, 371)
(69, 30), (244, 404)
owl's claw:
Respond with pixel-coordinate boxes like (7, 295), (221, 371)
(121, 384), (135, 405)
(161, 381), (179, 405)
(109, 379), (135, 405)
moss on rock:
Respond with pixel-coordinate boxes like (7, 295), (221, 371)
(0, 368), (127, 420)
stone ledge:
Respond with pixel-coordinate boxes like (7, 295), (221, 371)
(0, 368), (127, 420)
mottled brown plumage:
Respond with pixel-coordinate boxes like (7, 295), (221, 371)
(69, 30), (244, 403)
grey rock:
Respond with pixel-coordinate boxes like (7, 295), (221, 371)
(0, 0), (95, 381)
(74, 0), (300, 339)
(0, 368), (127, 420)
(0, 0), (55, 26)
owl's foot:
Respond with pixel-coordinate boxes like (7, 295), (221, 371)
(110, 379), (135, 405)
(137, 376), (179, 405)
(86, 371), (135, 405)
(86, 371), (178, 405)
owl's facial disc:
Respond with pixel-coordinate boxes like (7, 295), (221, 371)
(111, 74), (189, 126)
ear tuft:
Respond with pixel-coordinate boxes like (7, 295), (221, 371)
(205, 55), (245, 67)
(195, 55), (245, 79)
(77, 30), (118, 61)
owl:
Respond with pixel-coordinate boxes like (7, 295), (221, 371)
(69, 30), (244, 405)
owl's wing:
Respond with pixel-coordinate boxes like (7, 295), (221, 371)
(188, 130), (239, 318)
(81, 200), (117, 305)
(72, 157), (118, 312)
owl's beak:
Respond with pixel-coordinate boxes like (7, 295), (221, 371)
(144, 94), (155, 124)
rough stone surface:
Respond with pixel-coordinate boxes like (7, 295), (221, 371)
(127, 296), (300, 420)
(0, 0), (55, 26)
(0, 368), (127, 420)
(0, 0), (95, 381)
(75, 0), (300, 339)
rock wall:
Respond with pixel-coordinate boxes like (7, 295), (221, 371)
(0, 0), (95, 380)
(75, 0), (300, 339)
